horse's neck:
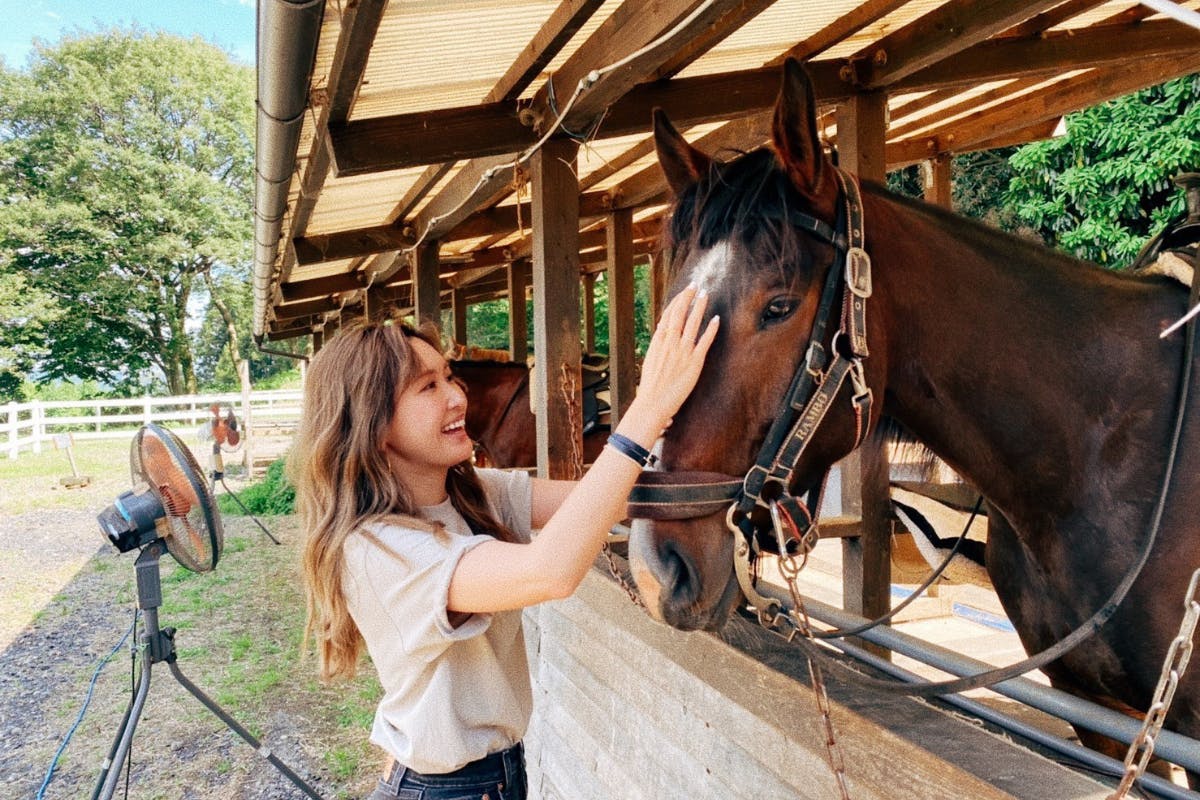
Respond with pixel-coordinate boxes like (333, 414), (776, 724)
(869, 195), (1185, 519)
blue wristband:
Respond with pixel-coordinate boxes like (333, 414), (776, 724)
(607, 433), (651, 467)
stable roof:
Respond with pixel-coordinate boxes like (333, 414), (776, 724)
(253, 0), (1200, 341)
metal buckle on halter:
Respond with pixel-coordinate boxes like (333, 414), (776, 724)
(804, 341), (827, 383)
(849, 358), (872, 405)
(846, 246), (873, 298)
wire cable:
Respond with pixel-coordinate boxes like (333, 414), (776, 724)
(35, 609), (139, 800)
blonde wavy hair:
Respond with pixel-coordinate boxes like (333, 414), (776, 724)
(290, 318), (518, 681)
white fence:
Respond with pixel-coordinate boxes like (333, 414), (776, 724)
(2, 389), (303, 459)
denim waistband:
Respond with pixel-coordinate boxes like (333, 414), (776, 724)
(383, 741), (524, 788)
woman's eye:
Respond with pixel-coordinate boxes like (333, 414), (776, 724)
(761, 297), (797, 324)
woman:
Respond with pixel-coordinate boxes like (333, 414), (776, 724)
(292, 286), (718, 800)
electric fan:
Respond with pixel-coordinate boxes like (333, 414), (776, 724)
(91, 423), (321, 800)
(198, 404), (280, 545)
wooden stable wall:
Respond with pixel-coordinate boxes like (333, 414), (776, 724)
(521, 569), (1111, 800)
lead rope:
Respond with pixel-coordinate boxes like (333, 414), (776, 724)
(771, 501), (851, 800)
(1107, 568), (1199, 799)
(558, 364), (646, 607)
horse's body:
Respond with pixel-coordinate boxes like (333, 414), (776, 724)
(630, 60), (1199, 782)
(453, 359), (607, 469)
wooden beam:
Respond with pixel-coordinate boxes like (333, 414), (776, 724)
(531, 140), (582, 480)
(891, 19), (1200, 95)
(451, 288), (468, 345)
(606, 208), (636, 427)
(772, 0), (911, 65)
(487, 0), (607, 104)
(413, 242), (441, 328)
(887, 52), (1200, 163)
(835, 91), (890, 657)
(999, 0), (1110, 39)
(849, 0), (1065, 88)
(925, 153), (953, 209)
(278, 0), (388, 282)
(508, 259), (529, 363)
(649, 0), (778, 81)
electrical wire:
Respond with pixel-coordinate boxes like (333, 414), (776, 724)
(35, 609), (139, 800)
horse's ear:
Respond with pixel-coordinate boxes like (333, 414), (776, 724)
(772, 59), (837, 217)
(654, 108), (711, 197)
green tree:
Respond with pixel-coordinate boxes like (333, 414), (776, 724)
(1007, 74), (1200, 267)
(0, 271), (61, 401)
(0, 29), (254, 394)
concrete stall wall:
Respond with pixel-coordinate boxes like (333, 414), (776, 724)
(521, 570), (1110, 800)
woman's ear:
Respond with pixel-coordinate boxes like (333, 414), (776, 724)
(772, 58), (838, 220)
(654, 108), (711, 197)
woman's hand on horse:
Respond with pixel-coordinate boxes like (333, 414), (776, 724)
(624, 285), (719, 443)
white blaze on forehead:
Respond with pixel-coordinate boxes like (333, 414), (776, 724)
(686, 241), (732, 296)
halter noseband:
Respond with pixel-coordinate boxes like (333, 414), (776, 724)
(628, 168), (873, 567)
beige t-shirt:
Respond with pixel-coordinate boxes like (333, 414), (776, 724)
(342, 468), (534, 774)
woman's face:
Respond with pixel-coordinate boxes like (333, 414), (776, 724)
(382, 338), (473, 488)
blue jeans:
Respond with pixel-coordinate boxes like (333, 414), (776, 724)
(368, 742), (527, 800)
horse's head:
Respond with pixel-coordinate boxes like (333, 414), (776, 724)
(629, 60), (884, 631)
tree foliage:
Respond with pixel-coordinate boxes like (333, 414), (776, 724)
(1006, 74), (1200, 267)
(0, 29), (254, 394)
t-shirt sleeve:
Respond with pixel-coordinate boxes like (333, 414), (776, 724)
(475, 468), (533, 542)
(344, 524), (494, 661)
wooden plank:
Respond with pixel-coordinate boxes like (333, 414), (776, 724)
(850, 0), (1065, 88)
(508, 259), (529, 363)
(649, 0), (778, 81)
(606, 209), (636, 427)
(999, 0), (1110, 39)
(772, 0), (911, 65)
(530, 140), (582, 480)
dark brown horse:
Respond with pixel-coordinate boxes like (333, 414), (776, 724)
(629, 59), (1199, 782)
(453, 359), (607, 469)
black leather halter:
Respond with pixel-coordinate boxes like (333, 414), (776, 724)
(628, 168), (873, 551)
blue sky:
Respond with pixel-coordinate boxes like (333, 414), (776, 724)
(3, 0), (256, 69)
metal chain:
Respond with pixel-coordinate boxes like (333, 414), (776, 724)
(749, 499), (852, 799)
(556, 362), (643, 606)
(1107, 568), (1200, 800)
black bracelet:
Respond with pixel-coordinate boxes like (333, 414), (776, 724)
(607, 432), (651, 467)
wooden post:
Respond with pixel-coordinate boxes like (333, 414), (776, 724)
(835, 90), (891, 651)
(507, 259), (529, 363)
(413, 241), (441, 329)
(925, 153), (953, 209)
(240, 359), (253, 472)
(451, 287), (468, 346)
(32, 401), (44, 454)
(6, 402), (16, 459)
(582, 273), (597, 354)
(530, 139), (582, 480)
(606, 208), (636, 427)
(311, 328), (323, 353)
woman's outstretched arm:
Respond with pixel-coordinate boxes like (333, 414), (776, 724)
(448, 286), (718, 613)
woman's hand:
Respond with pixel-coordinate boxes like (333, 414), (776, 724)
(620, 285), (719, 444)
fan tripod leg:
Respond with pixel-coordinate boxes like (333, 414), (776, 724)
(89, 636), (152, 800)
(216, 474), (282, 545)
(165, 659), (323, 799)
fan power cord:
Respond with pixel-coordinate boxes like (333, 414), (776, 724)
(35, 609), (139, 800)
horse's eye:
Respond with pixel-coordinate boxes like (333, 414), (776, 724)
(761, 296), (798, 325)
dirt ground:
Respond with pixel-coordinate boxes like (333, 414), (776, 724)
(0, 466), (382, 800)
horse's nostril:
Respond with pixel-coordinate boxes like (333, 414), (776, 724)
(660, 540), (698, 607)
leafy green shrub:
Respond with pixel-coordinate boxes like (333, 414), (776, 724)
(218, 458), (295, 516)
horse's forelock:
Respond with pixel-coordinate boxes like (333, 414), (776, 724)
(664, 148), (811, 289)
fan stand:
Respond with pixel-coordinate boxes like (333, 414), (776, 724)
(91, 541), (321, 800)
(210, 443), (281, 545)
